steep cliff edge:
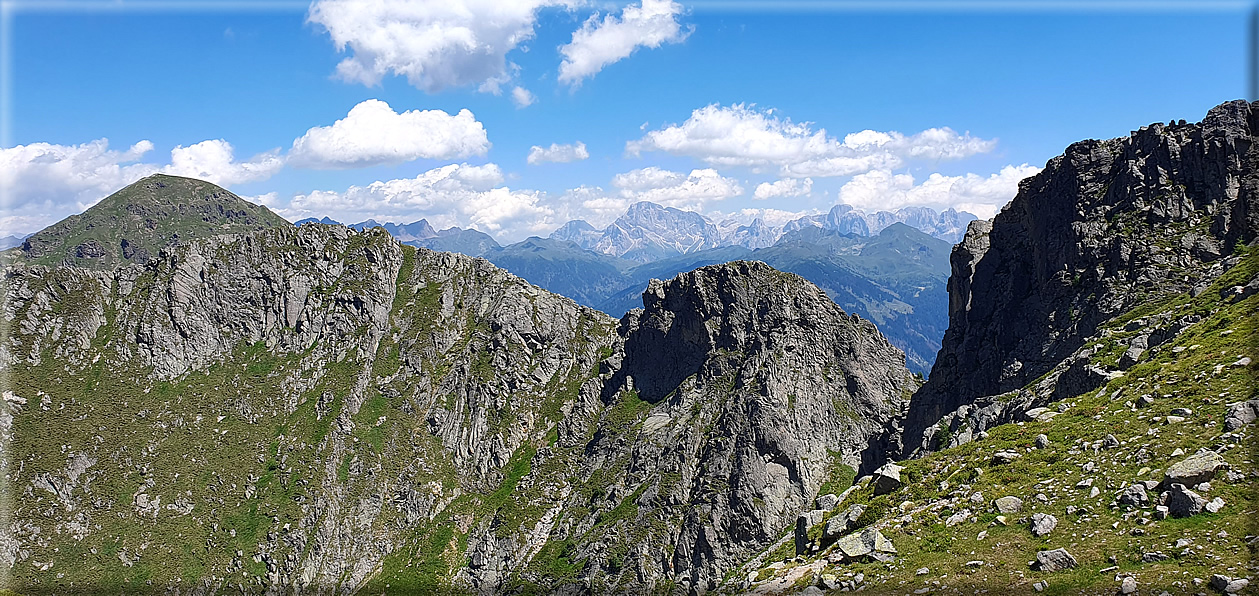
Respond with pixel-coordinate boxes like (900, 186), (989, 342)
(900, 100), (1259, 456)
(3, 222), (615, 592)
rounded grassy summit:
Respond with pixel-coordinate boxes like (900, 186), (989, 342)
(11, 173), (291, 269)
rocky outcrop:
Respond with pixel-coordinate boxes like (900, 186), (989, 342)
(2, 225), (914, 593)
(463, 261), (915, 592)
(901, 100), (1259, 455)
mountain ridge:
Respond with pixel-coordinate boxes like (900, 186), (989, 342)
(3, 100), (1254, 595)
(292, 213), (953, 374)
(2, 214), (914, 593)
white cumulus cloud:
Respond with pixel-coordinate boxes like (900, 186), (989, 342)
(307, 0), (573, 94)
(552, 166), (744, 227)
(753, 177), (812, 200)
(611, 165), (685, 190)
(628, 103), (996, 178)
(289, 99), (489, 169)
(558, 0), (691, 86)
(163, 139), (284, 186)
(511, 86), (537, 108)
(527, 141), (589, 165)
(0, 139), (157, 218)
(555, 185), (627, 228)
(611, 166), (743, 210)
(837, 164), (1042, 219)
(280, 162), (559, 239)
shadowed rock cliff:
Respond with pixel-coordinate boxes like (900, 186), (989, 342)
(899, 100), (1259, 456)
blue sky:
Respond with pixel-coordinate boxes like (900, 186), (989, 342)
(1, 0), (1249, 240)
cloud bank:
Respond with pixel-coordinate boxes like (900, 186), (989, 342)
(628, 103), (996, 177)
(307, 0), (571, 93)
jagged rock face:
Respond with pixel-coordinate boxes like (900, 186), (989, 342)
(3, 227), (912, 592)
(2, 223), (617, 592)
(616, 263), (913, 589)
(462, 262), (914, 593)
(901, 100), (1259, 455)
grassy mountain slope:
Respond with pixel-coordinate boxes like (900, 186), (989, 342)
(2, 225), (618, 593)
(9, 174), (290, 269)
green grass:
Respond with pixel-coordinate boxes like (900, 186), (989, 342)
(817, 451), (857, 498)
(749, 247), (1259, 593)
(606, 389), (651, 430)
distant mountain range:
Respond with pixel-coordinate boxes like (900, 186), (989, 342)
(549, 202), (976, 262)
(779, 203), (976, 243)
(0, 234), (29, 250)
(301, 204), (954, 374)
(298, 216), (500, 255)
(302, 202), (974, 266)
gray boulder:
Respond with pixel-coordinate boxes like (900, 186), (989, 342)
(833, 527), (896, 561)
(795, 509), (826, 554)
(822, 504), (865, 543)
(1163, 451), (1227, 487)
(1118, 346), (1145, 370)
(1210, 575), (1250, 593)
(1115, 484), (1149, 507)
(871, 463), (904, 496)
(1205, 497), (1226, 513)
(993, 496), (1024, 514)
(1224, 400), (1258, 431)
(992, 451), (1021, 465)
(1165, 484), (1207, 518)
(1033, 548), (1077, 572)
(815, 493), (839, 511)
(1030, 513), (1057, 537)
